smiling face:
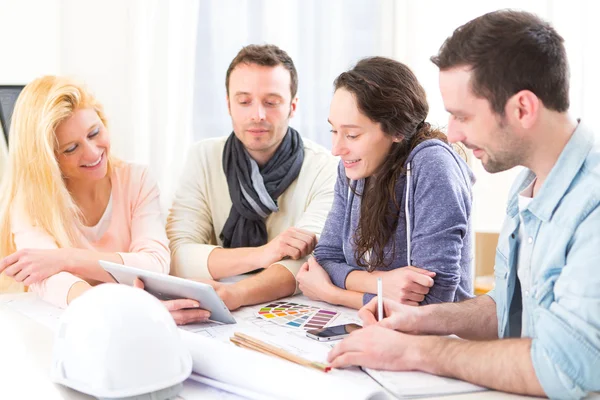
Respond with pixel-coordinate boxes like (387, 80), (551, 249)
(439, 66), (523, 173)
(55, 108), (110, 183)
(328, 88), (396, 180)
(227, 63), (298, 166)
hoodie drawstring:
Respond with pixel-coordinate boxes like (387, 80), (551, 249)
(405, 162), (412, 266)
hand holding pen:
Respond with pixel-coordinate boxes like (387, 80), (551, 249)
(358, 296), (424, 335)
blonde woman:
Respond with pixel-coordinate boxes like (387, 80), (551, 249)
(0, 76), (209, 324)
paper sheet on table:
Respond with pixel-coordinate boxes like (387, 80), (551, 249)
(180, 375), (249, 400)
(180, 329), (386, 400)
(363, 368), (487, 398)
(187, 373), (271, 400)
(0, 293), (62, 331)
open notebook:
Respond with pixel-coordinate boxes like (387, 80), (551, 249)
(363, 368), (487, 399)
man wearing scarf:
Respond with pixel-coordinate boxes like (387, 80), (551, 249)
(167, 45), (337, 311)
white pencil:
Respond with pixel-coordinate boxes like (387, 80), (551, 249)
(377, 277), (383, 321)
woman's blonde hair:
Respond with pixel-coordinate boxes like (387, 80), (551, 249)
(0, 76), (113, 292)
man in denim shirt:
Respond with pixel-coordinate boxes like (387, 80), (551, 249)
(327, 10), (599, 399)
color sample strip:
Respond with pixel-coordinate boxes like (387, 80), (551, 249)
(256, 301), (339, 330)
(303, 310), (338, 330)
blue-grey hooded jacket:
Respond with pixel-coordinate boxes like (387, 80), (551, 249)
(314, 139), (475, 305)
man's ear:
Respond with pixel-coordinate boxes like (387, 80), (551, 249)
(226, 95), (232, 116)
(289, 96), (299, 119)
(506, 90), (540, 130)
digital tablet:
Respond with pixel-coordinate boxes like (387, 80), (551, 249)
(99, 261), (236, 324)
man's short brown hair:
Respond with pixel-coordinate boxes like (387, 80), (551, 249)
(431, 10), (569, 115)
(225, 44), (298, 99)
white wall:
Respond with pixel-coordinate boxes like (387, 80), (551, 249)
(0, 0), (60, 84)
(0, 0), (60, 179)
(0, 0), (144, 164)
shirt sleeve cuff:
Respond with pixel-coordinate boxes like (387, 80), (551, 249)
(117, 252), (169, 274)
(485, 288), (497, 303)
(327, 264), (360, 290)
(171, 244), (219, 280)
(363, 293), (375, 305)
(529, 307), (591, 400)
(28, 272), (86, 309)
(531, 337), (586, 400)
(272, 259), (304, 295)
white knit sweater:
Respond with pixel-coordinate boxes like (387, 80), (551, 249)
(166, 135), (338, 281)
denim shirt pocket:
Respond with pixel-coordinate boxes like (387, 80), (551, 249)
(532, 267), (560, 308)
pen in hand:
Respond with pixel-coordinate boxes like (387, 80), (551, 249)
(377, 277), (383, 321)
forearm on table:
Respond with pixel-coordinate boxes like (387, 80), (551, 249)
(208, 247), (264, 280)
(417, 294), (498, 339)
(327, 286), (366, 310)
(345, 270), (378, 293)
(64, 249), (122, 283)
(66, 280), (93, 304)
(418, 336), (544, 396)
(232, 264), (296, 307)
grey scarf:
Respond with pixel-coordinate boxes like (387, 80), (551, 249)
(220, 127), (304, 248)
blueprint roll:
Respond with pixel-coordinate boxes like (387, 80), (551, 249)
(179, 329), (386, 400)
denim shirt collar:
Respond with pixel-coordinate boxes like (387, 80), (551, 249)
(506, 120), (593, 222)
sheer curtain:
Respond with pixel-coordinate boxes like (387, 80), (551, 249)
(59, 0), (598, 223)
(190, 0), (599, 232)
(127, 0), (200, 210)
(192, 0), (599, 147)
(60, 0), (199, 211)
(192, 0), (393, 148)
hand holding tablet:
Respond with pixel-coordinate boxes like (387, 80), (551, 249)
(132, 277), (211, 325)
(100, 261), (236, 325)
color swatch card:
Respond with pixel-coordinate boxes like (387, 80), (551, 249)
(257, 301), (339, 330)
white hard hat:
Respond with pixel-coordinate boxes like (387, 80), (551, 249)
(51, 283), (192, 400)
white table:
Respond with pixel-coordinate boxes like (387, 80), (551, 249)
(0, 293), (539, 400)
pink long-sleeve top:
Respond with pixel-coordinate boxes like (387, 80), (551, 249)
(11, 162), (170, 308)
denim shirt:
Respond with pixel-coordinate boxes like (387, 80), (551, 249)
(487, 121), (600, 399)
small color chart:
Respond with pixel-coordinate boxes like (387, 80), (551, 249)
(257, 301), (339, 330)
